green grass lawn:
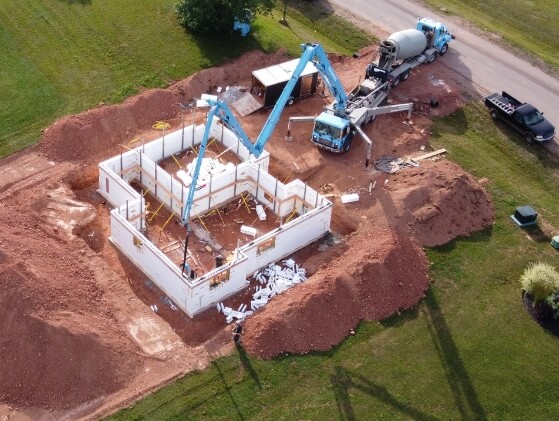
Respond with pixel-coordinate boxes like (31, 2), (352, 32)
(421, 0), (559, 71)
(108, 103), (559, 420)
(0, 0), (370, 158)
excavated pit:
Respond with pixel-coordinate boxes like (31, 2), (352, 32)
(0, 44), (495, 417)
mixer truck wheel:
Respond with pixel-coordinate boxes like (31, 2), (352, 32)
(401, 70), (410, 81)
(427, 52), (437, 63)
(391, 76), (400, 87)
(440, 43), (448, 56)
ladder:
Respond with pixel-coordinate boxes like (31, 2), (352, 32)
(492, 98), (515, 114)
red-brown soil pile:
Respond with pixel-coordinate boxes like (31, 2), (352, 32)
(242, 227), (429, 359)
(0, 205), (140, 409)
(40, 50), (290, 164)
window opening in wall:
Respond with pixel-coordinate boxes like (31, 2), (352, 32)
(209, 269), (230, 289)
(257, 236), (276, 255)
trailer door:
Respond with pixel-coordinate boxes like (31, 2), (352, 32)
(301, 74), (315, 97)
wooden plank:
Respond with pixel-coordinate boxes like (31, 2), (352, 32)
(413, 148), (447, 161)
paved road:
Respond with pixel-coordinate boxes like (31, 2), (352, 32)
(330, 0), (559, 130)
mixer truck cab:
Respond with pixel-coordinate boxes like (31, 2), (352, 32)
(312, 112), (352, 153)
(416, 17), (455, 56)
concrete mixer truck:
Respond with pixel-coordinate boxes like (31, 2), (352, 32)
(366, 17), (455, 87)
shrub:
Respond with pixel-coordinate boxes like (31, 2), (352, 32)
(520, 262), (559, 304)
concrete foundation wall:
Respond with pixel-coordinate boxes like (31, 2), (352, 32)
(99, 121), (332, 317)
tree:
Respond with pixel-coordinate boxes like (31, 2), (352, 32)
(175, 0), (275, 34)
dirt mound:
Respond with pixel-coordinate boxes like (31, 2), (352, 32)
(0, 216), (140, 410)
(242, 227), (429, 359)
(39, 50), (290, 164)
(387, 160), (495, 247)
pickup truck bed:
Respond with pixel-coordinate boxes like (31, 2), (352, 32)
(484, 91), (555, 143)
(484, 92), (520, 115)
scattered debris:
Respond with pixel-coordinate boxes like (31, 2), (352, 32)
(150, 304), (158, 313)
(375, 155), (419, 173)
(217, 259), (307, 323)
(160, 296), (177, 311)
(341, 193), (360, 204)
(320, 183), (335, 193)
(413, 148), (447, 161)
(240, 225), (257, 237)
(256, 204), (266, 221)
(152, 121), (170, 130)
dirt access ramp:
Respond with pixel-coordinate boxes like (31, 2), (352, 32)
(0, 46), (494, 418)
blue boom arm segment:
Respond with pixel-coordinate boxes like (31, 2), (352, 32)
(181, 43), (346, 225)
(180, 106), (217, 223)
(301, 43), (348, 115)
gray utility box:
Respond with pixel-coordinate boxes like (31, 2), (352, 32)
(251, 58), (319, 108)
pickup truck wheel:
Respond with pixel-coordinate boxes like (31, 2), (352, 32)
(490, 109), (499, 119)
(401, 70), (410, 81)
(525, 133), (535, 144)
(287, 98), (294, 106)
(391, 76), (400, 87)
(440, 43), (448, 55)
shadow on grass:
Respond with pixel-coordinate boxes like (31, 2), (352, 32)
(58, 0), (91, 4)
(330, 366), (439, 421)
(189, 32), (263, 69)
(380, 305), (420, 328)
(522, 292), (559, 338)
(422, 288), (487, 420)
(490, 119), (559, 171)
(236, 343), (262, 390)
(429, 227), (493, 254)
(523, 224), (552, 243)
(213, 360), (246, 420)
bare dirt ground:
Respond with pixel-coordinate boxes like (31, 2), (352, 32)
(0, 46), (494, 419)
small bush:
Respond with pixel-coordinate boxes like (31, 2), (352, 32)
(520, 262), (559, 304)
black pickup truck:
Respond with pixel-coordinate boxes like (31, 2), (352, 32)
(484, 92), (555, 143)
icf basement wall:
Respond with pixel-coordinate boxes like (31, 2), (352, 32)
(109, 210), (192, 314)
(98, 160), (139, 207)
(237, 201), (332, 276)
(100, 118), (333, 317)
(108, 197), (332, 317)
(137, 117), (267, 167)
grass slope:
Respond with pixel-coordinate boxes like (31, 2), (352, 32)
(0, 0), (370, 157)
(421, 0), (559, 71)
(108, 104), (559, 420)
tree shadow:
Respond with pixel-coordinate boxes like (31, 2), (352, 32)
(422, 288), (487, 420)
(236, 343), (262, 390)
(213, 360), (246, 420)
(189, 32), (263, 70)
(330, 366), (440, 421)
